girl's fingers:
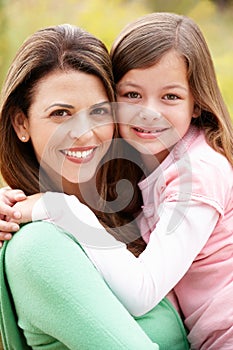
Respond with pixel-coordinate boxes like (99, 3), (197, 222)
(0, 232), (13, 247)
(0, 220), (19, 233)
(0, 188), (26, 203)
(0, 232), (13, 241)
(0, 201), (22, 220)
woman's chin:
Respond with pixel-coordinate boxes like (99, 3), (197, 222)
(63, 171), (95, 185)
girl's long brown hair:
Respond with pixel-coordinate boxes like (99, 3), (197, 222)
(104, 12), (233, 254)
(111, 12), (233, 165)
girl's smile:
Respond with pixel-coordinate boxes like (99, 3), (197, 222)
(131, 125), (170, 139)
(116, 49), (199, 166)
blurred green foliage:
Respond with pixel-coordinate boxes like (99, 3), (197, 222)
(0, 0), (232, 118)
(0, 2), (232, 345)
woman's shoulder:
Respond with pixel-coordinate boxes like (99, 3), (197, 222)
(8, 221), (67, 247)
(5, 221), (77, 271)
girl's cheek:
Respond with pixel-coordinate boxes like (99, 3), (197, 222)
(118, 124), (128, 138)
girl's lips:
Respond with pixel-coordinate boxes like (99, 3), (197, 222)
(60, 147), (96, 164)
(132, 126), (169, 139)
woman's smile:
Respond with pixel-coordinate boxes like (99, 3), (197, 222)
(61, 146), (96, 163)
(26, 69), (114, 186)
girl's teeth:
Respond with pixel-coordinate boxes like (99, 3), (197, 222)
(136, 128), (159, 133)
(64, 149), (93, 159)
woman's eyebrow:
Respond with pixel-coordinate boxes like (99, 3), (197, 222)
(90, 101), (110, 108)
(44, 103), (75, 112)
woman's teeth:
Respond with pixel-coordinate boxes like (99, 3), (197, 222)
(63, 149), (94, 159)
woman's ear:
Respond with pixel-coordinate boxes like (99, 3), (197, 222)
(12, 111), (30, 142)
(192, 104), (201, 119)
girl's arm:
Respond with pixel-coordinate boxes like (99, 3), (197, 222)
(4, 221), (159, 349)
(32, 192), (219, 316)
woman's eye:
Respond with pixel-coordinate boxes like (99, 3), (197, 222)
(50, 109), (70, 118)
(90, 107), (107, 115)
(163, 94), (179, 100)
(89, 103), (112, 117)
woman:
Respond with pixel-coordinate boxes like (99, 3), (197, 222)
(0, 24), (189, 349)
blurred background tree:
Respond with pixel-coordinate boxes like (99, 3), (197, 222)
(0, 1), (232, 345)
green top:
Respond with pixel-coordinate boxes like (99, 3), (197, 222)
(0, 221), (189, 349)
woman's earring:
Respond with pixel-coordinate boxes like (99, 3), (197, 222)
(21, 135), (27, 142)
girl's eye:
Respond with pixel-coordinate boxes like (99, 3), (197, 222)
(163, 94), (179, 100)
(124, 92), (141, 99)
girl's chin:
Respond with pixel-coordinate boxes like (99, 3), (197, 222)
(132, 146), (166, 157)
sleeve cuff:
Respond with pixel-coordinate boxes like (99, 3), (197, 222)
(32, 196), (49, 221)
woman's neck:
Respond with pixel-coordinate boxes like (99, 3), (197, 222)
(62, 176), (99, 209)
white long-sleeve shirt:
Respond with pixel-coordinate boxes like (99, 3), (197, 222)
(33, 192), (218, 315)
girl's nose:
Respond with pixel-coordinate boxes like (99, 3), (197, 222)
(139, 108), (162, 122)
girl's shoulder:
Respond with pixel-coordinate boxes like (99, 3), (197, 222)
(167, 127), (233, 211)
(181, 126), (232, 173)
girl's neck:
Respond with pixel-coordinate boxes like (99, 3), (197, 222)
(141, 148), (170, 174)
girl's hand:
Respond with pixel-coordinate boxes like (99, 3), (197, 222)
(12, 193), (43, 224)
(0, 187), (27, 246)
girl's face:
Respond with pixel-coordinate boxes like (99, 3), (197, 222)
(116, 50), (198, 165)
(15, 70), (114, 189)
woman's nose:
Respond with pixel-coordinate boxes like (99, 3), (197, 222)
(68, 113), (94, 140)
(69, 124), (94, 140)
(70, 128), (94, 140)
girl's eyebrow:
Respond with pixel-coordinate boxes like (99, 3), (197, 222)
(44, 103), (75, 112)
(161, 84), (188, 92)
(117, 82), (141, 90)
(117, 82), (188, 92)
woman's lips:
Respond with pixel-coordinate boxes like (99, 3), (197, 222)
(61, 147), (96, 163)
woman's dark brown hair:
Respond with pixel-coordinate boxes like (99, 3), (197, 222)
(0, 24), (115, 195)
(0, 24), (144, 255)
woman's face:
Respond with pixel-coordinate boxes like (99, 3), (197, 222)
(22, 70), (114, 187)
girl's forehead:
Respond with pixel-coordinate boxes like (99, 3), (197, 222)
(117, 51), (188, 84)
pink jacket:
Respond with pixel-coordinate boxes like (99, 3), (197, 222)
(138, 126), (233, 349)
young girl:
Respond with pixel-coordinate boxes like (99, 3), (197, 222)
(1, 13), (233, 350)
